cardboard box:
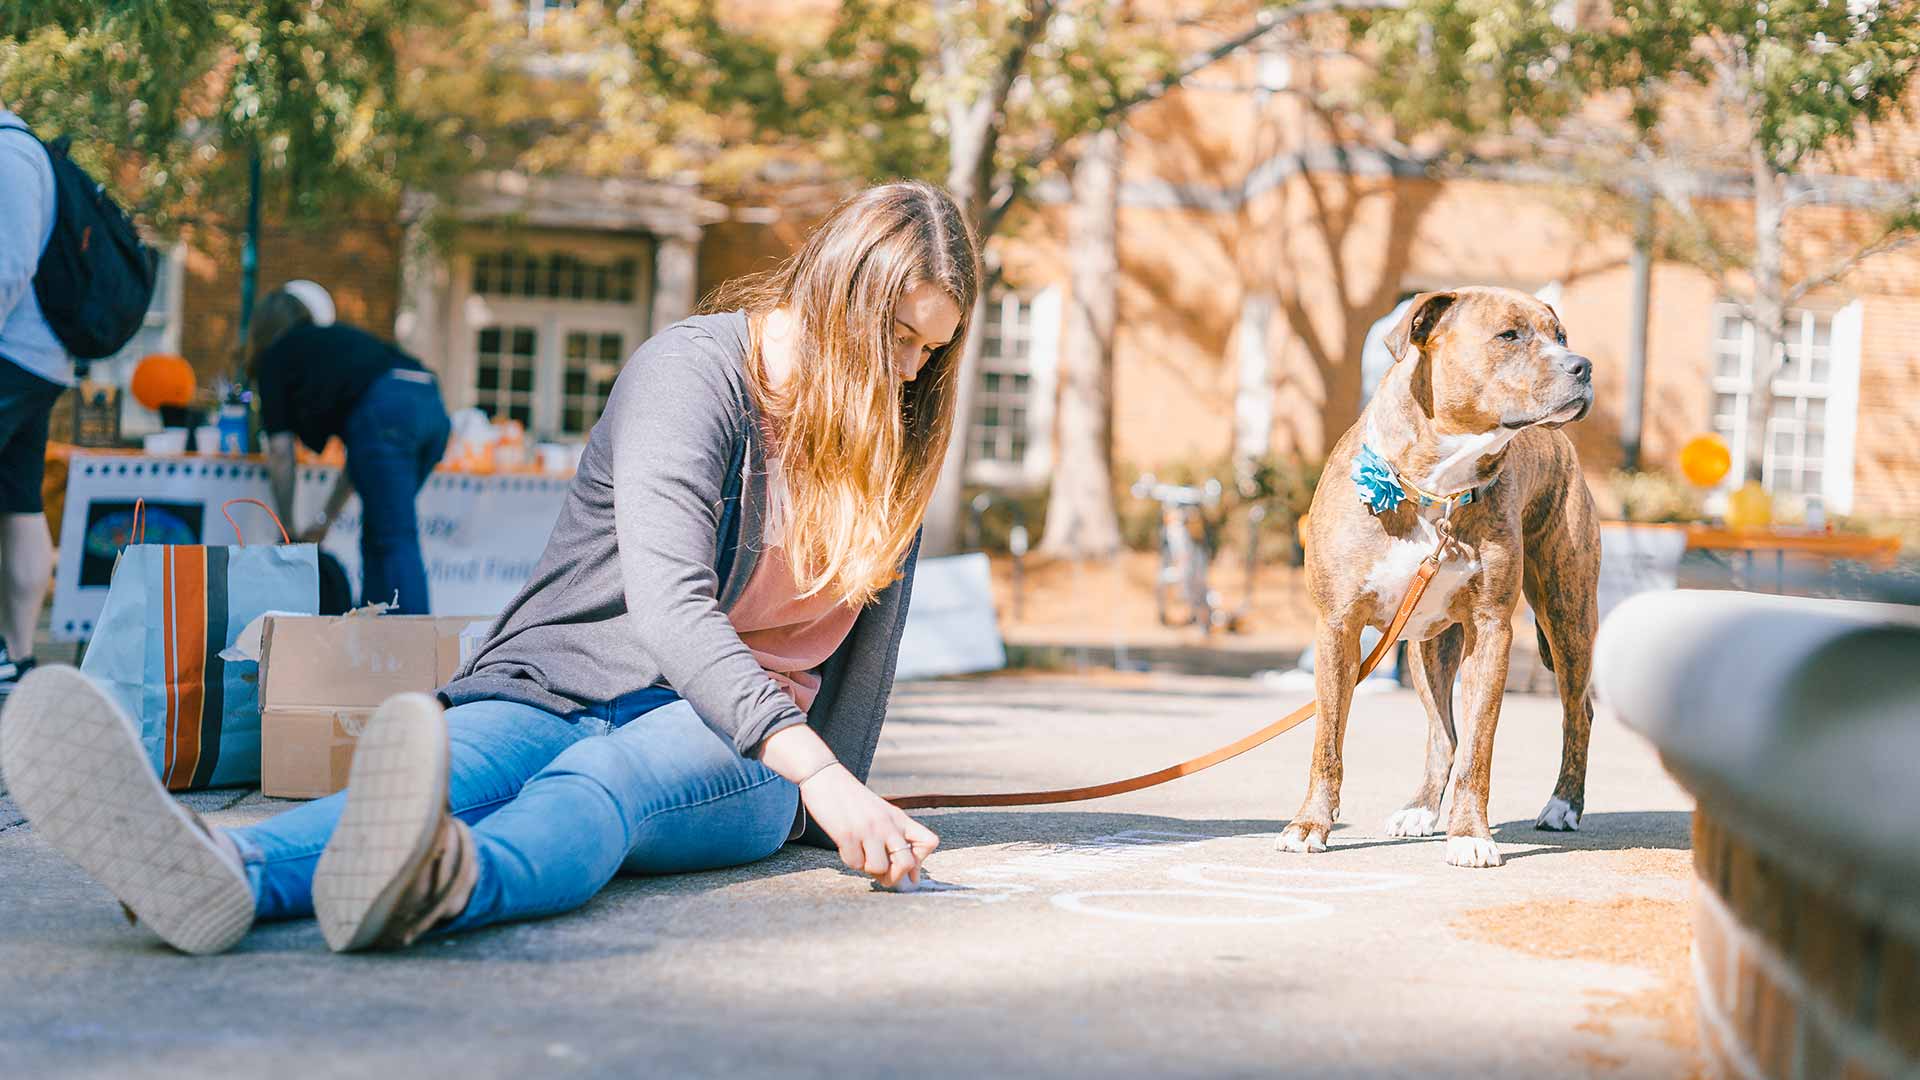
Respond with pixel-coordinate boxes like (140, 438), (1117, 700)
(258, 614), (491, 799)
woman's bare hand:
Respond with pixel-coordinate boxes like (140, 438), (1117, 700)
(759, 723), (938, 887)
(799, 764), (939, 888)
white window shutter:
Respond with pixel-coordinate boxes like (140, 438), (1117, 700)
(1360, 296), (1415, 409)
(1233, 293), (1277, 461)
(1024, 286), (1062, 484)
(1823, 299), (1863, 516)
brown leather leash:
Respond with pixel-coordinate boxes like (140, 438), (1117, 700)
(885, 540), (1447, 811)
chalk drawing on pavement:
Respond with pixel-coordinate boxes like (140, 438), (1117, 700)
(895, 831), (1421, 924)
(1050, 889), (1334, 926)
(1165, 864), (1417, 895)
(913, 829), (1214, 903)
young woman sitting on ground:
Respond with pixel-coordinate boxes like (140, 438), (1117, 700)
(0, 180), (978, 954)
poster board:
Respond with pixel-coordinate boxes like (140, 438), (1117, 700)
(894, 552), (1008, 680)
(51, 457), (274, 639)
(52, 456), (571, 641)
(56, 456), (1014, 685)
(291, 467), (570, 618)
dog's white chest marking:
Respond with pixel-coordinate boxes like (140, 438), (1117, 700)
(1362, 533), (1480, 641)
(1424, 429), (1517, 494)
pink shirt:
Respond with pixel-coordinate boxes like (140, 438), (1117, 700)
(728, 468), (859, 713)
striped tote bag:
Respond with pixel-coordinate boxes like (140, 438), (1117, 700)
(81, 500), (317, 789)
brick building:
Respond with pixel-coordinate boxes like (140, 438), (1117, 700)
(122, 21), (1920, 528)
(979, 47), (1920, 525)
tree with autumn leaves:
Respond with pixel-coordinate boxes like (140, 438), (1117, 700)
(2, 0), (1292, 554)
(9, 1), (1915, 545)
(1, 1), (535, 346)
(582, 0), (1920, 546)
(1361, 0), (1920, 484)
(565, 0), (1405, 555)
(567, 0), (1203, 556)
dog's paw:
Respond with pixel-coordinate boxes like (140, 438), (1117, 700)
(1444, 835), (1504, 868)
(1384, 807), (1441, 837)
(1534, 797), (1581, 832)
(1276, 824), (1328, 854)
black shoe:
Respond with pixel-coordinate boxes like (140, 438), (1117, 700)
(0, 647), (35, 699)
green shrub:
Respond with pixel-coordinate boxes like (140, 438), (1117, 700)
(1115, 452), (1324, 560)
(1610, 468), (1702, 523)
(965, 452), (1328, 561)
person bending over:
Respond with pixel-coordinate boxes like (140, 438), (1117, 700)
(249, 280), (451, 614)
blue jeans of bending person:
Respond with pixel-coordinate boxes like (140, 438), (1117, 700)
(226, 697), (800, 929)
(342, 370), (451, 615)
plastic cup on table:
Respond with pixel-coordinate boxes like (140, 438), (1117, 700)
(535, 443), (575, 475)
(143, 429), (189, 456)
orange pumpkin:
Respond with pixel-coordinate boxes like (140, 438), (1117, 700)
(131, 354), (198, 410)
(1679, 433), (1732, 488)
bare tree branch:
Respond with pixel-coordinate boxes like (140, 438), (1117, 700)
(1782, 178), (1823, 210)
(1640, 155), (1746, 279)
(980, 172), (1025, 237)
(1715, 285), (1757, 326)
(1119, 0), (1408, 123)
(1785, 228), (1920, 306)
(1001, 0), (1408, 203)
(940, 0), (1055, 221)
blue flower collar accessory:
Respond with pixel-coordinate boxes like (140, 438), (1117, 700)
(1352, 443), (1494, 516)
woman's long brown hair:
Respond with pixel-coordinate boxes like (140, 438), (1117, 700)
(706, 181), (980, 607)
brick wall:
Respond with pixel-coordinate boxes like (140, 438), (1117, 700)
(156, 143), (1920, 524)
(177, 215), (405, 382)
(1855, 296), (1920, 520)
(1691, 813), (1919, 1079)
(697, 217), (803, 306)
(1018, 160), (1920, 522)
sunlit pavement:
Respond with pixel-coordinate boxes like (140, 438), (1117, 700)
(0, 673), (1696, 1078)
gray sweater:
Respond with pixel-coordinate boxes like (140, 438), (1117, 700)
(442, 312), (918, 791)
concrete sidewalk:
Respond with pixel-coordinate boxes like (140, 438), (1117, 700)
(0, 674), (1697, 1079)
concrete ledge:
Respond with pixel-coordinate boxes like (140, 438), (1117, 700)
(1597, 590), (1920, 1079)
(1595, 590), (1920, 899)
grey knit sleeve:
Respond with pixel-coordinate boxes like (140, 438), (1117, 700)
(605, 333), (809, 756)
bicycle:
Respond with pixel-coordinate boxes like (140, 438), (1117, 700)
(1132, 474), (1239, 633)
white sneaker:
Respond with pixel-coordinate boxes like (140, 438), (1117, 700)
(311, 692), (460, 952)
(0, 665), (254, 954)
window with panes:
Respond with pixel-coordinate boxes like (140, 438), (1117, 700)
(466, 248), (642, 438)
(1710, 304), (1834, 498)
(561, 330), (623, 434)
(972, 293), (1035, 466)
(473, 325), (538, 431)
(470, 250), (638, 304)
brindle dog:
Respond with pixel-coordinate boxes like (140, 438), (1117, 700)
(1278, 287), (1601, 868)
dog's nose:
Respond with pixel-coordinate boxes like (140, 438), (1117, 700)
(1561, 353), (1592, 382)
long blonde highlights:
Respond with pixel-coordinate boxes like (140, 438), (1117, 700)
(707, 181), (980, 607)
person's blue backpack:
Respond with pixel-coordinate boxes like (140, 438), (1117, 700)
(0, 124), (157, 360)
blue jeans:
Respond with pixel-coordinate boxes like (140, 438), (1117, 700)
(226, 698), (800, 931)
(342, 371), (451, 615)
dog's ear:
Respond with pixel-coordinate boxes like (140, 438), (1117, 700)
(1383, 291), (1458, 363)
